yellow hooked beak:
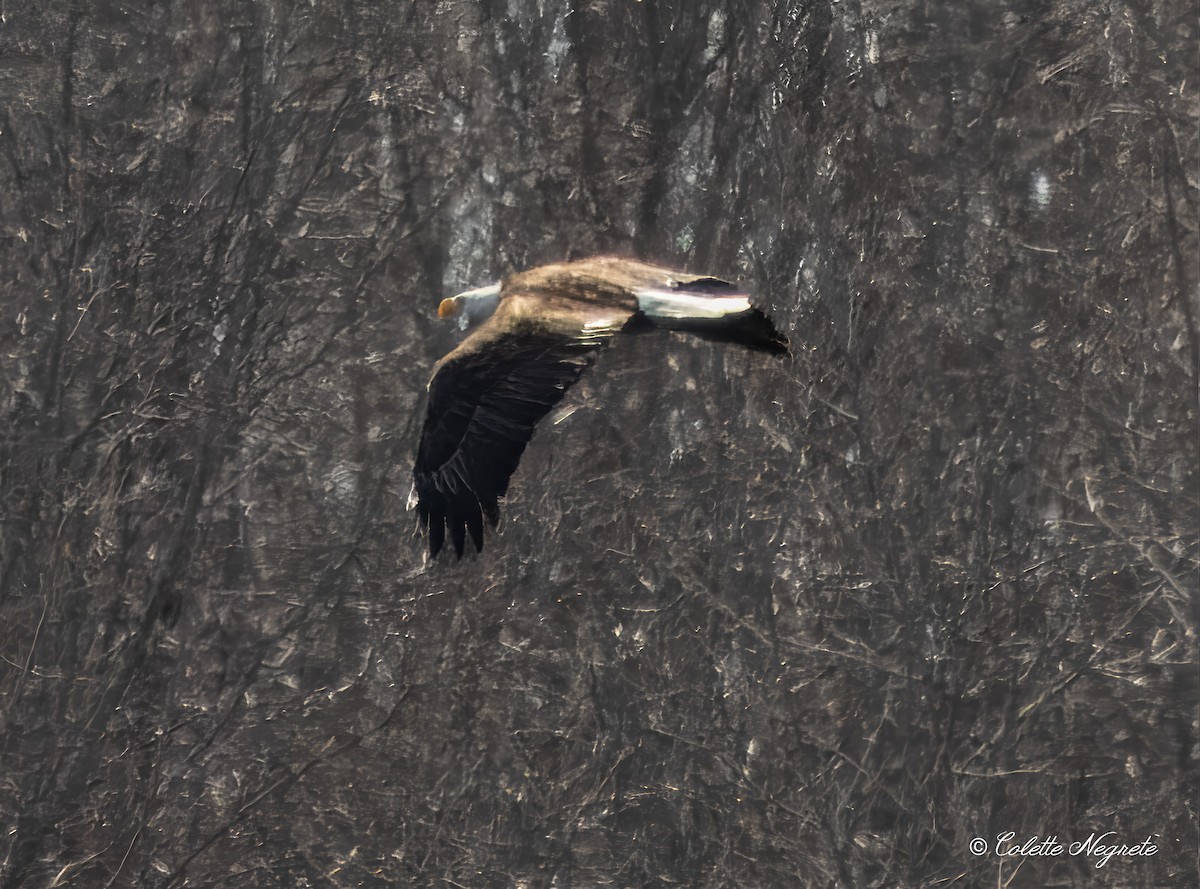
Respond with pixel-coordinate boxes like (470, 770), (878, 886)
(437, 297), (459, 319)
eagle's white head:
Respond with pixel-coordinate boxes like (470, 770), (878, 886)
(437, 282), (501, 330)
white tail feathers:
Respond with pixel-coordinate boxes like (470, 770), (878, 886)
(635, 288), (754, 320)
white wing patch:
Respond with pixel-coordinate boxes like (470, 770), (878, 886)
(580, 313), (626, 338)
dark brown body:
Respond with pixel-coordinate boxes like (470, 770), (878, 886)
(414, 256), (788, 557)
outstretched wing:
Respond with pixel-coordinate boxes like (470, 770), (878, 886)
(413, 296), (630, 557)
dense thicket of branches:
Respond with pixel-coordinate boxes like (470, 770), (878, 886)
(1, 1), (1195, 886)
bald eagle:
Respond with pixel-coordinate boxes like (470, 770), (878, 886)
(413, 256), (788, 557)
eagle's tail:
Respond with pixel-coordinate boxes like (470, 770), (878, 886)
(635, 280), (789, 353)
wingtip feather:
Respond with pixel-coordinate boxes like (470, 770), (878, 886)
(429, 513), (446, 557)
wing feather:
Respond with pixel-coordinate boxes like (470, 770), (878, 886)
(413, 297), (630, 557)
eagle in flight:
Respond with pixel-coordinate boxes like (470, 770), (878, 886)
(412, 256), (788, 557)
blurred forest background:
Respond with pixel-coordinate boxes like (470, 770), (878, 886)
(1, 1), (1196, 886)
